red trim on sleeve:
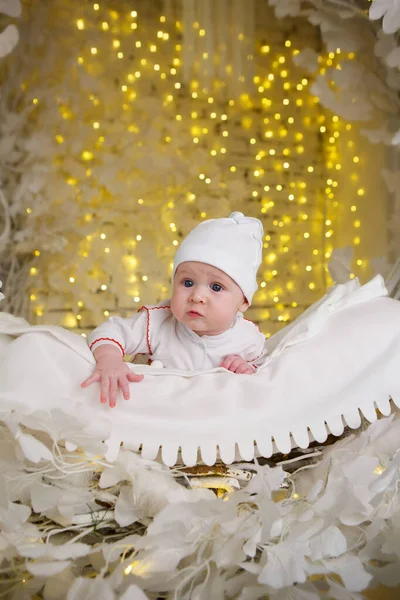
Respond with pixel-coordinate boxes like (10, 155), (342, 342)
(248, 350), (264, 365)
(89, 337), (125, 357)
(137, 307), (152, 355)
(137, 304), (171, 356)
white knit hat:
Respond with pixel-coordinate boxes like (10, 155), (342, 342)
(172, 212), (264, 304)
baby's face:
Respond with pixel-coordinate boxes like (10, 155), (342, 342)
(171, 262), (248, 336)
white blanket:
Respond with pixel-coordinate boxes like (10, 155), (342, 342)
(0, 275), (399, 466)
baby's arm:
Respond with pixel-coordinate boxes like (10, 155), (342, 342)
(81, 344), (143, 408)
(220, 318), (266, 374)
(82, 310), (149, 407)
(220, 355), (255, 375)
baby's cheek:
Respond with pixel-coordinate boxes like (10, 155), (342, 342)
(170, 296), (179, 318)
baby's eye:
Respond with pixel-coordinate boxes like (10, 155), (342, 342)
(183, 279), (194, 288)
(211, 283), (223, 292)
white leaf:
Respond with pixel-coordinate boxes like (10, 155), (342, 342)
(30, 482), (62, 512)
(307, 479), (324, 502)
(292, 48), (319, 71)
(328, 247), (353, 283)
(258, 541), (310, 588)
(99, 467), (124, 488)
(327, 579), (365, 600)
(0, 0), (21, 17)
(19, 542), (91, 560)
(310, 525), (347, 560)
(371, 562), (400, 587)
(370, 453), (400, 494)
(0, 500), (31, 531)
(245, 464), (286, 495)
(360, 127), (393, 144)
(386, 46), (400, 68)
(0, 474), (8, 508)
(65, 441), (78, 451)
(26, 560), (71, 577)
(392, 129), (400, 146)
(0, 24), (19, 58)
(67, 577), (115, 600)
(383, 5), (400, 34)
(243, 528), (261, 558)
(269, 0), (302, 18)
(120, 586), (149, 600)
(115, 486), (140, 527)
(322, 555), (372, 592)
(269, 583), (321, 600)
(18, 433), (53, 463)
(370, 0), (392, 21)
(43, 567), (76, 600)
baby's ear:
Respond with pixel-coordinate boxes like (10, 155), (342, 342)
(239, 299), (249, 313)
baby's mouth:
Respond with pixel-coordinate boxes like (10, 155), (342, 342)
(187, 310), (202, 317)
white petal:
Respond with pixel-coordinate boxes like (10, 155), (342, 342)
(386, 46), (400, 67)
(30, 482), (62, 512)
(67, 577), (115, 600)
(310, 526), (347, 560)
(327, 579), (365, 600)
(383, 6), (400, 33)
(0, 0), (21, 17)
(0, 475), (8, 509)
(323, 556), (373, 592)
(115, 487), (140, 527)
(43, 567), (76, 600)
(0, 24), (18, 58)
(26, 560), (71, 577)
(292, 48), (319, 71)
(120, 586), (149, 600)
(18, 433), (53, 463)
(369, 0), (392, 21)
(392, 129), (400, 146)
(0, 501), (31, 530)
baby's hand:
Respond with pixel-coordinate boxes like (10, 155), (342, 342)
(81, 345), (143, 408)
(220, 355), (255, 375)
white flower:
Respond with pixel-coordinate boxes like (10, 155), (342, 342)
(268, 0), (302, 18)
(258, 540), (310, 588)
(0, 24), (18, 57)
(370, 0), (400, 34)
(0, 0), (21, 58)
(67, 577), (115, 600)
(328, 247), (354, 284)
(0, 0), (21, 17)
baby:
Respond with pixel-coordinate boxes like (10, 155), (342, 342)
(82, 211), (266, 406)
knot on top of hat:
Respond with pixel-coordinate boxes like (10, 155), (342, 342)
(229, 211), (245, 223)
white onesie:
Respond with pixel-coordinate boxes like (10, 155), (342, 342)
(88, 302), (266, 371)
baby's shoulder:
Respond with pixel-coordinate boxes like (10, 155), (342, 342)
(236, 313), (261, 332)
(234, 314), (265, 343)
(137, 301), (173, 325)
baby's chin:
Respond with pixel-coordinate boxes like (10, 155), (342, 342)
(184, 319), (229, 337)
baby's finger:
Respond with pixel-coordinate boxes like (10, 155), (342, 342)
(118, 376), (130, 400)
(236, 363), (253, 375)
(230, 357), (244, 372)
(81, 371), (100, 388)
(127, 371), (144, 382)
(109, 379), (119, 408)
(220, 355), (236, 370)
(100, 376), (110, 404)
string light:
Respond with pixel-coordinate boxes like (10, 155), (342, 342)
(26, 8), (365, 336)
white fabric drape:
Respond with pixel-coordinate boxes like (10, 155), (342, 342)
(0, 276), (399, 467)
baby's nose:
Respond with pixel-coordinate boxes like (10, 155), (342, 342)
(190, 288), (206, 302)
